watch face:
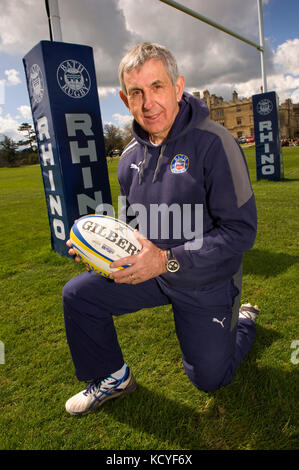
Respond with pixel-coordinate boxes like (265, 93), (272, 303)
(167, 259), (180, 273)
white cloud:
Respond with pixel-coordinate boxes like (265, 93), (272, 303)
(274, 39), (299, 76)
(291, 88), (299, 104)
(103, 121), (114, 127)
(0, 0), (267, 89)
(112, 113), (133, 127)
(17, 105), (32, 121)
(0, 0), (48, 55)
(5, 68), (21, 86)
(189, 34), (299, 105)
(235, 74), (299, 103)
(0, 80), (4, 104)
(0, 69), (21, 106)
(117, 0), (273, 90)
(0, 0), (298, 119)
(232, 39), (299, 103)
(189, 74), (299, 108)
(0, 107), (23, 141)
(98, 87), (118, 99)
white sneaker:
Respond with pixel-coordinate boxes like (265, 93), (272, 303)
(65, 364), (136, 415)
(239, 303), (260, 322)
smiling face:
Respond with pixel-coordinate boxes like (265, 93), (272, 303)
(119, 58), (185, 145)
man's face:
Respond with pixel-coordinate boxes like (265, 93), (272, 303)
(120, 58), (185, 145)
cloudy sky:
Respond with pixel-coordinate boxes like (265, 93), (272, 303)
(1, 0), (299, 141)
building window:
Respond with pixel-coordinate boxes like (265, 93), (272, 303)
(214, 110), (224, 118)
(237, 107), (242, 112)
(237, 117), (242, 125)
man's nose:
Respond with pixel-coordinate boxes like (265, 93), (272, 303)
(142, 91), (154, 110)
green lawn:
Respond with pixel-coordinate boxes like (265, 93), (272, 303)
(0, 146), (298, 450)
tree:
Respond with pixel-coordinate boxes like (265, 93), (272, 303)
(0, 135), (19, 166)
(17, 122), (37, 151)
(103, 123), (124, 156)
(121, 121), (133, 147)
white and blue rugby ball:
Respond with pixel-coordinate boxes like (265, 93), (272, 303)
(70, 214), (142, 277)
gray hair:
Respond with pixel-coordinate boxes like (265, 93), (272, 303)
(118, 42), (179, 95)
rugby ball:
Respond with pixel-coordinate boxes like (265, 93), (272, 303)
(69, 214), (142, 277)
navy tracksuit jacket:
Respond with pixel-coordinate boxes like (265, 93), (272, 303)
(63, 92), (257, 391)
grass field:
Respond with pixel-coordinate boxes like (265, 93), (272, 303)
(0, 146), (298, 451)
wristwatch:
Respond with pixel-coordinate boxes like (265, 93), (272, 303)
(166, 249), (180, 273)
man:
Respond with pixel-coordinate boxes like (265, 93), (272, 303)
(63, 42), (258, 416)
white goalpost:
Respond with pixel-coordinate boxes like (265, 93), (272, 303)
(159, 0), (268, 93)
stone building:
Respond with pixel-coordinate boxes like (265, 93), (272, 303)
(194, 90), (299, 139)
(293, 104), (299, 138)
(279, 99), (299, 138)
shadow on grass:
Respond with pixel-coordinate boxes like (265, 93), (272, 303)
(254, 177), (299, 183)
(243, 248), (299, 277)
(102, 325), (297, 450)
(280, 178), (299, 183)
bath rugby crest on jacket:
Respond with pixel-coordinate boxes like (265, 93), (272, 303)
(170, 154), (189, 174)
(70, 215), (141, 277)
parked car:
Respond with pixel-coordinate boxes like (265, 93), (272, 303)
(110, 149), (122, 157)
(237, 137), (247, 144)
(246, 136), (255, 143)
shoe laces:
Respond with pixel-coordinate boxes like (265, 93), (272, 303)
(83, 376), (118, 397)
(239, 303), (259, 321)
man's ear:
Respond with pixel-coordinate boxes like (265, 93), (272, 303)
(175, 75), (185, 102)
(119, 90), (129, 109)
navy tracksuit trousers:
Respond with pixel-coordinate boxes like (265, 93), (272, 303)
(62, 270), (256, 392)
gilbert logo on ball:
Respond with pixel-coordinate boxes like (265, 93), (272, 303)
(70, 215), (142, 277)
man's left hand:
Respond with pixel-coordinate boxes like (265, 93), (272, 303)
(109, 231), (167, 284)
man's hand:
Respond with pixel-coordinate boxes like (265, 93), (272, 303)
(109, 231), (167, 284)
(66, 239), (81, 263)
